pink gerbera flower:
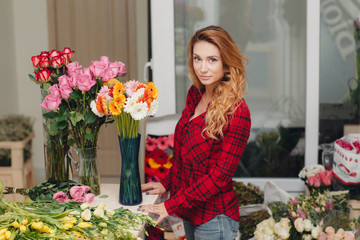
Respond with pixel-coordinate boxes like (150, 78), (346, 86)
(157, 136), (169, 150)
(146, 136), (158, 151)
(124, 80), (139, 97)
(98, 85), (111, 102)
(168, 134), (174, 148)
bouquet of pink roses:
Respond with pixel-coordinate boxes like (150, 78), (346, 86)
(53, 185), (95, 204)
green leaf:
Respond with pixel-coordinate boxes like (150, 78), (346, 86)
(58, 113), (70, 122)
(70, 91), (82, 100)
(43, 111), (59, 119)
(58, 121), (68, 130)
(85, 133), (95, 140)
(85, 111), (97, 124)
(99, 194), (109, 198)
(28, 74), (36, 81)
(69, 111), (84, 126)
(50, 121), (58, 131)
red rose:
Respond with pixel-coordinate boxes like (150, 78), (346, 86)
(31, 55), (41, 68)
(51, 55), (65, 68)
(40, 51), (49, 57)
(35, 69), (52, 82)
(62, 47), (74, 59)
(49, 49), (61, 59)
(40, 55), (50, 68)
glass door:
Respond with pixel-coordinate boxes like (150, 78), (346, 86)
(148, 0), (320, 193)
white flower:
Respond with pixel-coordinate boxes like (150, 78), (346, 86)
(303, 219), (313, 232)
(302, 234), (312, 240)
(279, 218), (290, 228)
(294, 218), (305, 233)
(106, 209), (115, 217)
(129, 102), (148, 120)
(97, 202), (106, 210)
(81, 209), (92, 221)
(311, 226), (322, 239)
(94, 207), (104, 218)
(148, 99), (159, 116)
(91, 100), (104, 117)
(69, 210), (80, 216)
(80, 202), (90, 210)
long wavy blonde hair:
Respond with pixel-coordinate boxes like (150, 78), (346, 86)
(187, 25), (249, 140)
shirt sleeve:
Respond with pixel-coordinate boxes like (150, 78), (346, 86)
(164, 103), (251, 215)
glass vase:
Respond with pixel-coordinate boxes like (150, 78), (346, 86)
(75, 147), (101, 196)
(118, 134), (142, 205)
(41, 89), (71, 181)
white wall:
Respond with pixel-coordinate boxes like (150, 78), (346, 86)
(0, 0), (18, 115)
(0, 0), (49, 183)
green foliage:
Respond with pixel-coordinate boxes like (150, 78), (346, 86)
(268, 201), (290, 222)
(233, 181), (264, 206)
(239, 210), (270, 240)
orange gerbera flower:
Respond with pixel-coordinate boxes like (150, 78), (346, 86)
(104, 78), (119, 86)
(96, 96), (108, 115)
(113, 82), (125, 98)
(135, 83), (146, 91)
(148, 158), (161, 169)
(114, 94), (126, 106)
(109, 100), (122, 115)
(137, 88), (152, 108)
(147, 82), (158, 99)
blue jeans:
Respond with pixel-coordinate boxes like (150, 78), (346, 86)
(183, 215), (239, 240)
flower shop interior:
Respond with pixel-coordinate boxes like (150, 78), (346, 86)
(1, 0), (360, 239)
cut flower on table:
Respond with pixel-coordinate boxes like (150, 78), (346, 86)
(0, 181), (157, 240)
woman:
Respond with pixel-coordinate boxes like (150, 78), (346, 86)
(139, 25), (251, 240)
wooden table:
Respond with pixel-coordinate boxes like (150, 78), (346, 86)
(91, 183), (159, 238)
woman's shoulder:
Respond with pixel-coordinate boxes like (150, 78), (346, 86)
(233, 99), (251, 118)
(186, 85), (202, 104)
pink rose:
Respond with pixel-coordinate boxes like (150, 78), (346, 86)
(66, 61), (82, 77)
(69, 186), (85, 199)
(31, 55), (41, 68)
(59, 83), (73, 99)
(80, 185), (90, 193)
(35, 69), (52, 82)
(307, 176), (315, 186)
(291, 198), (298, 206)
(89, 60), (108, 78)
(325, 226), (335, 235)
(102, 69), (117, 82)
(344, 232), (355, 240)
(116, 61), (127, 76)
(40, 51), (49, 57)
(40, 93), (61, 110)
(53, 192), (69, 203)
(84, 193), (95, 203)
(48, 84), (61, 99)
(72, 196), (85, 203)
(58, 75), (72, 88)
(326, 201), (333, 210)
(319, 232), (327, 240)
(75, 73), (96, 91)
(296, 209), (307, 219)
(313, 175), (321, 187)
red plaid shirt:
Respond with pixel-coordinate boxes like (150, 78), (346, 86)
(160, 85), (251, 225)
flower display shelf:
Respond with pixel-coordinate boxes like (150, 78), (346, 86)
(0, 132), (35, 201)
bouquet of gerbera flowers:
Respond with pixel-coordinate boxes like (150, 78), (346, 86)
(92, 79), (159, 138)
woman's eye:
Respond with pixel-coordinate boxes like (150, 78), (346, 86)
(210, 58), (217, 63)
(194, 56), (201, 62)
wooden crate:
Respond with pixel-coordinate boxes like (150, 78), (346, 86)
(0, 133), (35, 201)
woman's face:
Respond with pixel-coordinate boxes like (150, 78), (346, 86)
(193, 41), (224, 89)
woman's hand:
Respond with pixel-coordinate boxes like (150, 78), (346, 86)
(138, 203), (169, 225)
(141, 182), (166, 195)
